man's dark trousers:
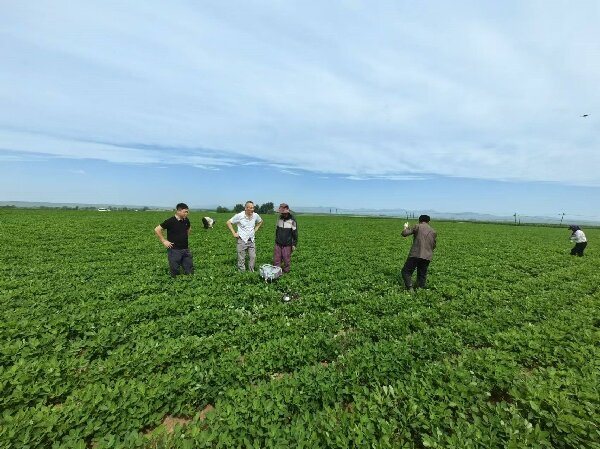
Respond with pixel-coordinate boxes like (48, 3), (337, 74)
(570, 242), (587, 257)
(402, 257), (430, 289)
(167, 248), (194, 276)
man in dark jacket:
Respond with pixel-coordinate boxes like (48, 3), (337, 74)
(273, 203), (298, 273)
(401, 214), (436, 290)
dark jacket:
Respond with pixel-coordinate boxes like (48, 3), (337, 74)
(275, 214), (298, 247)
(401, 222), (436, 260)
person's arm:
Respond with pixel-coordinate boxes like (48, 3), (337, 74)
(401, 222), (414, 237)
(154, 225), (173, 248)
(254, 214), (263, 233)
(226, 219), (239, 239)
(292, 220), (298, 250)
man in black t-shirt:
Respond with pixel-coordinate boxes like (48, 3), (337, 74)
(154, 203), (194, 277)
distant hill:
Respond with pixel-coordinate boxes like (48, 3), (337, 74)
(2, 201), (598, 225)
(293, 206), (600, 226)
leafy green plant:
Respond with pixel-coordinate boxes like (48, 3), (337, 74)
(0, 210), (598, 448)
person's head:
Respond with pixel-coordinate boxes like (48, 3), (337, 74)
(244, 201), (255, 215)
(175, 203), (189, 219)
(278, 202), (290, 217)
(568, 225), (580, 232)
(418, 214), (431, 223)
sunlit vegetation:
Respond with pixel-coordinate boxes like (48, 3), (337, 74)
(1, 210), (598, 448)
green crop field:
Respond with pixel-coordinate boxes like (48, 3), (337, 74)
(1, 209), (599, 448)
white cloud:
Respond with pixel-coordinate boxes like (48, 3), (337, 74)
(0, 130), (245, 168)
(1, 1), (599, 186)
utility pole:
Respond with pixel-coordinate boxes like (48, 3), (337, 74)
(513, 213), (517, 225)
(559, 212), (565, 225)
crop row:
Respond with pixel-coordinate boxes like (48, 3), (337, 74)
(0, 210), (598, 448)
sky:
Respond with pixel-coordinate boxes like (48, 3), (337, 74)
(1, 1), (599, 220)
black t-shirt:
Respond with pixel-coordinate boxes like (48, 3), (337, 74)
(160, 216), (191, 249)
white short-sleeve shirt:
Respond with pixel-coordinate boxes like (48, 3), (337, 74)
(230, 212), (262, 242)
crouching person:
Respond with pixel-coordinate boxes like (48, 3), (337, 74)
(568, 225), (587, 256)
(154, 203), (194, 277)
(202, 216), (216, 229)
(273, 203), (297, 273)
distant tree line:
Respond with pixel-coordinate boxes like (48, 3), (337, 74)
(216, 202), (275, 214)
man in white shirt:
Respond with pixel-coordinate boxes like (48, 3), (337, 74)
(227, 201), (263, 271)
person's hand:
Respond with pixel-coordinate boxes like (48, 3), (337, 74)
(403, 222), (409, 229)
(232, 232), (239, 239)
(292, 245), (296, 252)
(162, 240), (174, 248)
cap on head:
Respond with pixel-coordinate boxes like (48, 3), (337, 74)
(278, 203), (290, 213)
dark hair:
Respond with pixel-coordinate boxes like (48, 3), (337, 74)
(176, 203), (189, 210)
(245, 201), (254, 206)
(418, 214), (431, 223)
